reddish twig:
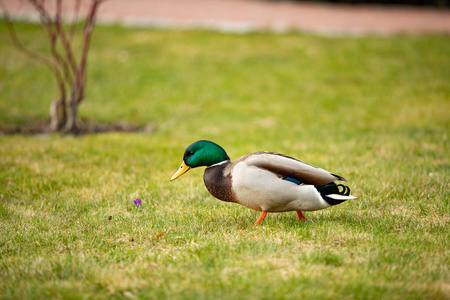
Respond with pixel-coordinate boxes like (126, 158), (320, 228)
(76, 0), (104, 102)
(2, 0), (107, 132)
(53, 0), (78, 77)
(68, 0), (81, 41)
(0, 0), (53, 70)
(28, 0), (69, 124)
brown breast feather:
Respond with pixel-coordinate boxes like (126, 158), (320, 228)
(203, 161), (237, 203)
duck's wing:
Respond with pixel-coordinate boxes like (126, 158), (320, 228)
(242, 152), (346, 186)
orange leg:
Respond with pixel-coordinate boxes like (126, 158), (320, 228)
(296, 211), (306, 222)
(254, 212), (268, 225)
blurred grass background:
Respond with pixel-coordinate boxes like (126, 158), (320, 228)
(0, 21), (449, 299)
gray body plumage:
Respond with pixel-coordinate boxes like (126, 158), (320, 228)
(203, 152), (355, 213)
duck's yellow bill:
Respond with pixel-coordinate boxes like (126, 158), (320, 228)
(170, 161), (191, 181)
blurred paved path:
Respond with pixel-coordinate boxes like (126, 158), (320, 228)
(2, 0), (450, 34)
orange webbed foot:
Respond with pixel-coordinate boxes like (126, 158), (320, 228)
(254, 211), (268, 225)
(296, 211), (306, 222)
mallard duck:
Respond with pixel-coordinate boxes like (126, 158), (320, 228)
(171, 140), (356, 225)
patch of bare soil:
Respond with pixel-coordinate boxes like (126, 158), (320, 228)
(0, 119), (156, 135)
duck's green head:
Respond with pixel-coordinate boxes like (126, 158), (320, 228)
(170, 140), (230, 181)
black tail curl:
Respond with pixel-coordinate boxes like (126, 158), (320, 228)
(315, 182), (352, 206)
(337, 184), (351, 196)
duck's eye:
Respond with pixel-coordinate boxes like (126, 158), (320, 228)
(188, 151), (194, 155)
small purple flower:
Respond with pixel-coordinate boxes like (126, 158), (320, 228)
(134, 199), (142, 208)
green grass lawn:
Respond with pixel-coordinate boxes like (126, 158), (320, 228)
(0, 22), (449, 299)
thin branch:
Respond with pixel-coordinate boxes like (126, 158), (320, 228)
(0, 0), (53, 70)
(55, 0), (61, 24)
(76, 0), (104, 102)
(53, 0), (78, 76)
(69, 0), (81, 41)
(2, 0), (107, 132)
(29, 0), (74, 89)
(54, 0), (77, 79)
(27, 0), (69, 114)
(1, 0), (67, 129)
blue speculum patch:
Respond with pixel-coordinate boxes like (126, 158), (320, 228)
(282, 177), (302, 185)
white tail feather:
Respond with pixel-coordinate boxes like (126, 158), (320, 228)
(327, 194), (357, 200)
